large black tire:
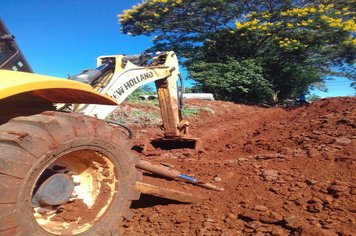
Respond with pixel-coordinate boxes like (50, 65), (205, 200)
(0, 111), (141, 235)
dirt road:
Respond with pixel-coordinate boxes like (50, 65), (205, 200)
(120, 97), (356, 236)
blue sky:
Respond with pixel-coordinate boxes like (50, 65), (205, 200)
(313, 77), (355, 97)
(1, 0), (354, 97)
(1, 0), (154, 76)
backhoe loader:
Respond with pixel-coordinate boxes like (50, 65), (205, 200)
(0, 17), (212, 235)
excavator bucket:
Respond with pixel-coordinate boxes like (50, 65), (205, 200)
(141, 73), (203, 153)
(144, 136), (203, 154)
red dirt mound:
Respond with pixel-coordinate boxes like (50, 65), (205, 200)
(121, 97), (356, 236)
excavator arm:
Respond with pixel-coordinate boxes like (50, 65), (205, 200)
(71, 51), (195, 143)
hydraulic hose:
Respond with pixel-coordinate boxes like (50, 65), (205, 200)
(105, 120), (133, 139)
(178, 73), (184, 110)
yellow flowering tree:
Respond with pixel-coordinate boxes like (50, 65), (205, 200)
(119, 0), (244, 57)
(119, 0), (356, 103)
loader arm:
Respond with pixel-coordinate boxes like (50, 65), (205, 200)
(0, 70), (117, 105)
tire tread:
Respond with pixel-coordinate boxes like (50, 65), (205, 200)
(0, 111), (141, 235)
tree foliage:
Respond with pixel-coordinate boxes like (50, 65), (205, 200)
(307, 93), (322, 102)
(127, 86), (156, 101)
(119, 0), (356, 103)
(139, 84), (154, 93)
(189, 57), (274, 103)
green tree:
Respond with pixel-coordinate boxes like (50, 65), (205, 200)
(184, 86), (193, 93)
(119, 0), (356, 103)
(127, 85), (156, 101)
(189, 57), (274, 103)
(307, 93), (322, 102)
(140, 84), (154, 93)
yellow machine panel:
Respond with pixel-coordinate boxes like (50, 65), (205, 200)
(0, 70), (117, 105)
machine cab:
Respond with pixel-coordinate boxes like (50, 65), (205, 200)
(0, 17), (33, 73)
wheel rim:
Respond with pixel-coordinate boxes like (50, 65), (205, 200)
(31, 149), (118, 235)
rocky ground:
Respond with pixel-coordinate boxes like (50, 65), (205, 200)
(117, 97), (356, 236)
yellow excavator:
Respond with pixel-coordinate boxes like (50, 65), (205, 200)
(0, 17), (220, 235)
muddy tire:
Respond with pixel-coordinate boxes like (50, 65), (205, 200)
(0, 111), (141, 235)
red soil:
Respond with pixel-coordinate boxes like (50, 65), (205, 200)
(120, 97), (356, 236)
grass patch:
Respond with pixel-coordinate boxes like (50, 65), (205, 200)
(125, 100), (160, 109)
(107, 105), (161, 127)
(107, 101), (215, 126)
(133, 110), (159, 118)
(181, 107), (200, 116)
